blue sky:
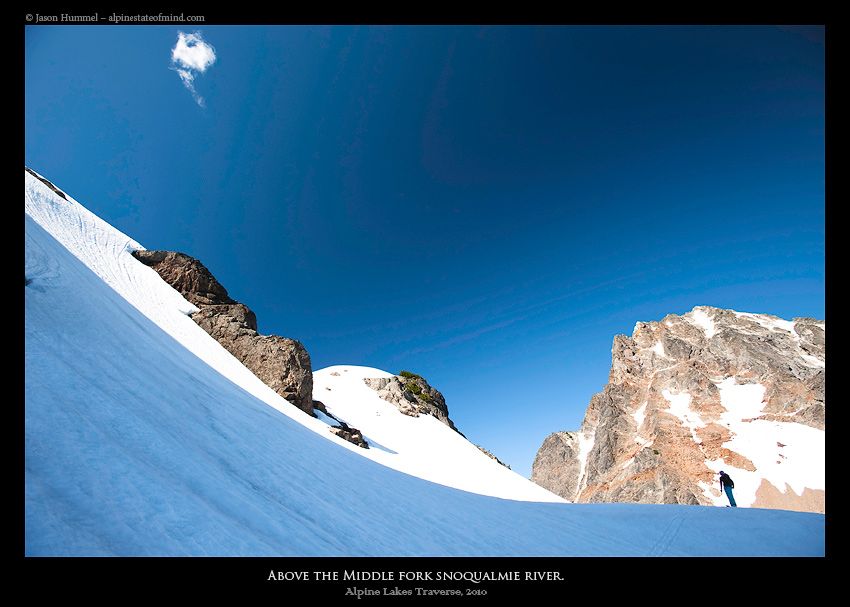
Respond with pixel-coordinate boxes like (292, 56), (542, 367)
(25, 25), (825, 479)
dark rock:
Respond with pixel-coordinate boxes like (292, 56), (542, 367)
(328, 424), (369, 449)
(313, 400), (369, 448)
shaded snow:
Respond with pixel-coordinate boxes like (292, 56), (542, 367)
(24, 169), (825, 557)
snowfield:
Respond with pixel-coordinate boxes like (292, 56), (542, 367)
(24, 169), (825, 557)
(312, 365), (564, 502)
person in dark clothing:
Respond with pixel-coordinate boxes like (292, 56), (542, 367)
(719, 471), (737, 507)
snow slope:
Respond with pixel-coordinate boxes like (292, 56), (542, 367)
(313, 365), (562, 502)
(24, 169), (825, 556)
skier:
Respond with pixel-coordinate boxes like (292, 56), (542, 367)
(719, 471), (737, 507)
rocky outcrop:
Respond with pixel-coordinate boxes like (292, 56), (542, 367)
(25, 167), (66, 199)
(363, 372), (464, 436)
(532, 306), (825, 512)
(313, 400), (369, 449)
(132, 250), (314, 416)
(475, 445), (511, 469)
(531, 431), (585, 499)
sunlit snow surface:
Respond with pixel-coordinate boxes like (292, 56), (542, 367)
(24, 169), (824, 556)
(313, 365), (563, 502)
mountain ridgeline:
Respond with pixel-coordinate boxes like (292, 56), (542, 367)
(132, 248), (825, 513)
(25, 167), (825, 555)
(130, 249), (464, 446)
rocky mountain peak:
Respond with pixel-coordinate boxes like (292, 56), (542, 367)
(532, 306), (824, 513)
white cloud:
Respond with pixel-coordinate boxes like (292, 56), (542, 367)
(170, 31), (216, 107)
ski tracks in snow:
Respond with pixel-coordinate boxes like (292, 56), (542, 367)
(648, 514), (686, 556)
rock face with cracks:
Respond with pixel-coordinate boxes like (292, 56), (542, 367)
(532, 306), (825, 513)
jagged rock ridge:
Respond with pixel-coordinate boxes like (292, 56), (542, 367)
(531, 306), (825, 513)
(131, 250), (314, 416)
